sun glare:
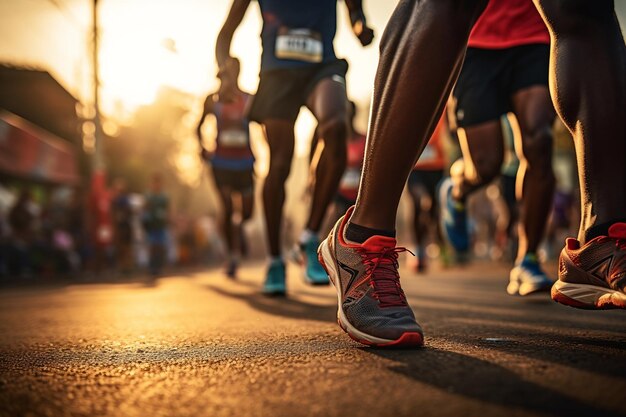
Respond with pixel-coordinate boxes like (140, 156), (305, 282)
(96, 0), (263, 117)
(98, 12), (186, 114)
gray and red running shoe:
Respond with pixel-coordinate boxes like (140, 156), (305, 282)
(552, 223), (626, 309)
(318, 207), (424, 347)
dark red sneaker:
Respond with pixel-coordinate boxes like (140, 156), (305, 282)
(552, 223), (626, 309)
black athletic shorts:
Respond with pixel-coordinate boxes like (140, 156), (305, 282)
(452, 44), (550, 128)
(249, 59), (349, 123)
(211, 166), (254, 194)
(407, 169), (444, 199)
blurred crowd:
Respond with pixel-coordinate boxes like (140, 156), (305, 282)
(0, 174), (225, 282)
(0, 112), (580, 282)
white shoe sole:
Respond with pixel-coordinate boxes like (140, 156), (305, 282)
(552, 280), (626, 309)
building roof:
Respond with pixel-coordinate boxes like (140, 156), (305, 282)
(0, 63), (81, 144)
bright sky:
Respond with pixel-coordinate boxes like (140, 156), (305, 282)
(0, 0), (397, 118)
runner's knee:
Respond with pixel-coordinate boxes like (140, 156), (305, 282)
(268, 155), (292, 181)
(318, 116), (348, 146)
(521, 126), (554, 173)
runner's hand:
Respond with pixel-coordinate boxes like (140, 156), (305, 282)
(353, 21), (374, 46)
(359, 25), (374, 46)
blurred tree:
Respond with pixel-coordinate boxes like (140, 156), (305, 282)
(103, 86), (218, 217)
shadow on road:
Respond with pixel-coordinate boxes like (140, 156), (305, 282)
(205, 284), (336, 323)
(0, 266), (211, 291)
(411, 301), (626, 379)
(362, 347), (617, 417)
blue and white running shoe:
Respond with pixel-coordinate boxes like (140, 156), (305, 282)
(508, 254), (553, 296)
(438, 177), (470, 253)
(301, 235), (330, 285)
(263, 259), (286, 296)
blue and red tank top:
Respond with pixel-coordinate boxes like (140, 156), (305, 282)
(211, 92), (255, 171)
(257, 0), (338, 71)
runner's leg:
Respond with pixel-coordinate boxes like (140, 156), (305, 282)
(262, 120), (295, 256)
(217, 187), (236, 255)
(240, 190), (254, 256)
(306, 78), (348, 232)
(533, 0), (626, 242)
(350, 0), (488, 231)
(318, 0), (489, 347)
(511, 85), (555, 259)
(451, 121), (504, 201)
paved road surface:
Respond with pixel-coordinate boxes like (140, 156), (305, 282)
(0, 261), (624, 417)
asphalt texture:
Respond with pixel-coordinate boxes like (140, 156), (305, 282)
(0, 261), (625, 417)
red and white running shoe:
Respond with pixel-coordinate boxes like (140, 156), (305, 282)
(552, 223), (626, 310)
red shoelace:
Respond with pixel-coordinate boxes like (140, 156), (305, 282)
(358, 246), (412, 307)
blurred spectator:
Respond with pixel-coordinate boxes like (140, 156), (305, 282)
(42, 187), (80, 276)
(8, 189), (37, 277)
(142, 173), (170, 276)
(0, 184), (14, 279)
(67, 189), (88, 273)
(111, 178), (134, 274)
(88, 172), (114, 277)
(176, 214), (197, 266)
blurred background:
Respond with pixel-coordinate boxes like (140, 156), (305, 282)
(0, 0), (625, 281)
(0, 0), (399, 280)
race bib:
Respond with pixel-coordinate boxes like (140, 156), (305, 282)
(340, 168), (361, 190)
(219, 129), (248, 148)
(275, 27), (323, 63)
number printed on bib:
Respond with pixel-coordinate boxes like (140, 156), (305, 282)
(275, 27), (323, 63)
(219, 129), (248, 148)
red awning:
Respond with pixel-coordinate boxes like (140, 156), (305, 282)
(0, 110), (80, 185)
